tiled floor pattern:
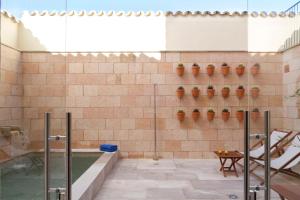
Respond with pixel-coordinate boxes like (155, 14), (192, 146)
(94, 159), (300, 200)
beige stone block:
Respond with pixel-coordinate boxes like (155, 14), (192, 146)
(114, 107), (129, 118)
(106, 74), (121, 85)
(30, 119), (44, 130)
(68, 85), (83, 96)
(75, 119), (105, 129)
(98, 85), (128, 95)
(39, 63), (53, 73)
(174, 152), (189, 159)
(89, 53), (106, 62)
(84, 63), (98, 73)
(82, 108), (114, 119)
(75, 96), (90, 107)
(29, 97), (47, 107)
(114, 130), (129, 140)
(0, 108), (11, 120)
(128, 85), (144, 96)
(114, 63), (128, 73)
(151, 74), (165, 84)
(67, 108), (83, 119)
(120, 96), (136, 107)
(209, 141), (225, 151)
(158, 63), (173, 73)
(165, 53), (180, 62)
(24, 108), (38, 119)
(268, 96), (282, 106)
(68, 63), (83, 73)
(188, 152), (203, 159)
(143, 63), (158, 74)
(162, 130), (187, 140)
(187, 129), (217, 141)
(121, 119), (135, 130)
(48, 54), (65, 63)
(105, 119), (121, 129)
(46, 97), (65, 107)
(128, 63), (143, 73)
(121, 74), (135, 84)
(136, 74), (151, 84)
(66, 74), (105, 85)
(157, 152), (174, 159)
(84, 130), (99, 141)
(164, 141), (181, 152)
(120, 53), (136, 62)
(46, 74), (66, 85)
(135, 96), (151, 107)
(83, 85), (98, 96)
(30, 53), (48, 62)
(98, 63), (114, 73)
(72, 130), (84, 141)
(99, 130), (114, 140)
(23, 63), (39, 74)
(181, 141), (209, 151)
(128, 152), (144, 158)
(129, 108), (143, 118)
(135, 119), (151, 129)
(120, 141), (136, 151)
(24, 85), (40, 96)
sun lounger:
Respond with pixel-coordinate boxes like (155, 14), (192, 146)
(243, 130), (292, 161)
(251, 133), (300, 184)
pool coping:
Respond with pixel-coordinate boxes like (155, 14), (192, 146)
(72, 150), (119, 200)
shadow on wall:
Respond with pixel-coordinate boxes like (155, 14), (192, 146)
(18, 23), (48, 51)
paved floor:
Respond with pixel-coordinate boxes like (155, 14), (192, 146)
(94, 159), (300, 200)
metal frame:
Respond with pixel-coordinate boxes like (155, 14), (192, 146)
(44, 113), (50, 200)
(244, 111), (271, 200)
(285, 1), (300, 13)
(44, 112), (72, 200)
(244, 111), (250, 200)
(264, 111), (271, 200)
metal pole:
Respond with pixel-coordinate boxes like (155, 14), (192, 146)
(153, 84), (158, 161)
(244, 111), (250, 200)
(44, 113), (50, 200)
(264, 111), (271, 200)
(66, 112), (72, 200)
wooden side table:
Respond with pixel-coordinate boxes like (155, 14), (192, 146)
(214, 150), (243, 177)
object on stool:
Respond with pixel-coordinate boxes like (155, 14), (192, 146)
(100, 144), (118, 152)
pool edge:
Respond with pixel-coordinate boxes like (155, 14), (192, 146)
(72, 150), (119, 200)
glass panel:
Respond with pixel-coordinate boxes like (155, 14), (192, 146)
(0, 1), (67, 199)
(247, 1), (300, 199)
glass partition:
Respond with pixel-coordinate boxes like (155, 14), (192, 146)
(0, 1), (67, 199)
(0, 0), (299, 199)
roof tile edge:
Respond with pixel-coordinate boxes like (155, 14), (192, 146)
(24, 10), (296, 18)
(1, 10), (20, 23)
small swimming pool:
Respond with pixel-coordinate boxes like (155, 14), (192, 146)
(0, 152), (102, 200)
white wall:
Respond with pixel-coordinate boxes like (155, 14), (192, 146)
(2, 11), (300, 52)
(1, 13), (19, 49)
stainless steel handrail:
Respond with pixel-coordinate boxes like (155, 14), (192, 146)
(244, 111), (250, 200)
(44, 112), (72, 200)
(66, 112), (72, 200)
(244, 111), (271, 200)
(44, 112), (50, 200)
(264, 111), (270, 200)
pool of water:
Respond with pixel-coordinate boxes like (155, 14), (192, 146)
(0, 152), (102, 200)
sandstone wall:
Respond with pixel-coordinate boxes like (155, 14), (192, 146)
(21, 51), (283, 158)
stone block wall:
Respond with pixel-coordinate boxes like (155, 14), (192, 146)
(0, 45), (23, 160)
(21, 51), (283, 158)
(282, 46), (300, 131)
